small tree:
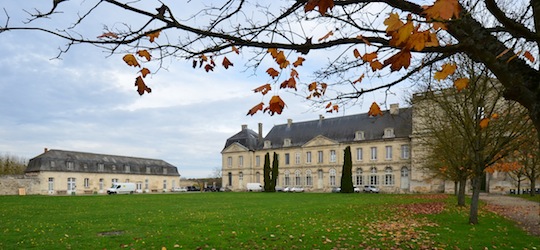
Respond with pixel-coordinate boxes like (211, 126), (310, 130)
(271, 153), (279, 192)
(340, 146), (354, 193)
(263, 153), (271, 192)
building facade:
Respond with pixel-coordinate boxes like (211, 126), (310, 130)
(24, 149), (181, 195)
(222, 104), (420, 193)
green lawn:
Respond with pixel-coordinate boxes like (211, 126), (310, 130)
(0, 193), (537, 249)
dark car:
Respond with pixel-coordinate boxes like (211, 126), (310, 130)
(186, 186), (201, 191)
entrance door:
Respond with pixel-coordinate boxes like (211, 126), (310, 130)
(67, 177), (76, 194)
(400, 167), (410, 190)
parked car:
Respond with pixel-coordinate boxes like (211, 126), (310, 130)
(275, 187), (285, 192)
(363, 185), (380, 193)
(354, 186), (361, 193)
(283, 187), (291, 192)
(290, 187), (304, 192)
(172, 186), (187, 192)
(186, 186), (201, 192)
(331, 187), (341, 193)
(204, 185), (220, 192)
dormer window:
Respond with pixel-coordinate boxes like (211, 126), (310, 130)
(355, 131), (365, 140)
(284, 138), (291, 147)
(383, 128), (395, 138)
(66, 161), (74, 170)
(264, 140), (272, 149)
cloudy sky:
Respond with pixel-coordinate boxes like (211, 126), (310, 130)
(0, 1), (411, 178)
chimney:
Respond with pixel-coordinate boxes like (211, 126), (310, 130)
(44, 148), (48, 153)
(319, 114), (324, 122)
(287, 119), (293, 128)
(390, 103), (399, 115)
(241, 124), (247, 130)
(258, 123), (263, 140)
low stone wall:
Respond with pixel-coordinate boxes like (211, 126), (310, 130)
(0, 175), (40, 195)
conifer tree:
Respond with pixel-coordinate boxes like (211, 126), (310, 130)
(340, 146), (354, 193)
(263, 153), (271, 192)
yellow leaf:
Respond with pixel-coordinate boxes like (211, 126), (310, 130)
(479, 117), (490, 129)
(123, 54), (140, 67)
(434, 63), (457, 80)
(137, 50), (151, 61)
(391, 20), (414, 46)
(293, 57), (305, 67)
(384, 13), (404, 33)
(454, 78), (469, 92)
(370, 60), (384, 71)
(368, 102), (383, 117)
(139, 68), (151, 78)
(147, 31), (161, 42)
(383, 50), (411, 72)
(134, 76), (151, 95)
(422, 0), (461, 20)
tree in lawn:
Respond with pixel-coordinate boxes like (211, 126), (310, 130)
(486, 158), (527, 194)
(413, 58), (532, 223)
(340, 146), (354, 193)
(271, 152), (279, 192)
(263, 152), (271, 192)
(5, 1), (540, 142)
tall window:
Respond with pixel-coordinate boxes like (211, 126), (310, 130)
(401, 167), (409, 177)
(48, 177), (54, 192)
(256, 172), (260, 183)
(370, 147), (377, 160)
(318, 151), (324, 163)
(356, 148), (363, 161)
(329, 169), (337, 186)
(306, 170), (313, 186)
(163, 168), (168, 175)
(385, 146), (393, 160)
(228, 172), (232, 186)
(112, 178), (119, 184)
(255, 156), (260, 167)
(163, 180), (167, 189)
(370, 167), (378, 185)
(145, 179), (149, 190)
(384, 167), (394, 185)
(227, 157), (232, 167)
(306, 152), (312, 163)
(295, 152), (301, 165)
(355, 168), (363, 186)
(136, 182), (142, 191)
(238, 156), (243, 167)
(285, 153), (290, 165)
(284, 171), (290, 186)
(239, 172), (243, 181)
(125, 165), (130, 173)
(50, 161), (56, 168)
(98, 163), (104, 172)
(67, 177), (76, 191)
(295, 170), (301, 186)
(401, 145), (410, 159)
(84, 178), (90, 188)
(330, 150), (336, 163)
(99, 178), (104, 191)
(67, 161), (74, 170)
(146, 167), (151, 174)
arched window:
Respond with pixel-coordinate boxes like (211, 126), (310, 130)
(355, 168), (363, 186)
(305, 170), (313, 186)
(401, 166), (409, 177)
(370, 167), (378, 185)
(295, 170), (302, 186)
(384, 166), (394, 186)
(284, 170), (290, 186)
(255, 171), (260, 183)
(329, 169), (337, 186)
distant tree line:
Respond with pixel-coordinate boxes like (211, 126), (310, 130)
(0, 153), (27, 175)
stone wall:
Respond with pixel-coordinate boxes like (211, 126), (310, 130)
(0, 175), (40, 195)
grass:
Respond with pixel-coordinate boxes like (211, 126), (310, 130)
(514, 194), (540, 203)
(0, 192), (538, 249)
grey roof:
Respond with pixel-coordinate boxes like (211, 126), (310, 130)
(264, 108), (412, 148)
(223, 128), (261, 151)
(25, 149), (179, 176)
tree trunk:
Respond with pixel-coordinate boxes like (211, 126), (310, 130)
(469, 175), (483, 225)
(454, 181), (458, 196)
(530, 167), (536, 197)
(517, 179), (521, 195)
(457, 178), (467, 207)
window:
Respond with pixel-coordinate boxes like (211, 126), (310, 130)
(370, 147), (377, 160)
(239, 172), (243, 181)
(112, 165), (116, 171)
(50, 161), (56, 168)
(370, 167), (378, 185)
(401, 167), (409, 177)
(227, 157), (232, 167)
(330, 150), (336, 163)
(306, 152), (312, 163)
(264, 140), (272, 149)
(83, 164), (88, 170)
(256, 172), (260, 183)
(355, 131), (365, 140)
(145, 179), (149, 190)
(306, 170), (313, 186)
(48, 177), (54, 192)
(385, 146), (393, 160)
(401, 145), (410, 159)
(112, 178), (119, 184)
(383, 128), (395, 138)
(255, 156), (260, 167)
(295, 152), (301, 165)
(163, 180), (167, 189)
(67, 177), (76, 191)
(67, 161), (74, 170)
(285, 153), (290, 165)
(238, 156), (243, 167)
(98, 163), (104, 172)
(384, 167), (394, 186)
(136, 182), (142, 191)
(146, 167), (151, 174)
(228, 172), (232, 186)
(356, 148), (363, 161)
(99, 178), (104, 191)
(318, 151), (324, 163)
(329, 169), (337, 186)
(84, 178), (90, 188)
(355, 168), (363, 186)
(163, 168), (168, 175)
(125, 165), (130, 173)
(295, 170), (302, 186)
(284, 171), (290, 186)
(284, 138), (291, 147)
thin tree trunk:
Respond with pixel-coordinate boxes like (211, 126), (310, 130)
(458, 178), (467, 206)
(469, 175), (483, 224)
(454, 181), (458, 196)
(530, 167), (536, 197)
(517, 180), (521, 195)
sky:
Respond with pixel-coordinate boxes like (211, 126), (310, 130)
(0, 1), (411, 178)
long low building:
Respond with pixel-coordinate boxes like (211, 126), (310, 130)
(24, 149), (181, 195)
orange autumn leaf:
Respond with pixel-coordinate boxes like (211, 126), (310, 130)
(222, 56), (234, 69)
(137, 50), (151, 61)
(454, 77), (469, 91)
(424, 31), (440, 47)
(232, 45), (240, 54)
(147, 31), (160, 42)
(267, 48), (278, 58)
(266, 68), (280, 78)
(304, 0), (334, 16)
(368, 102), (383, 117)
(356, 35), (371, 45)
(383, 50), (411, 72)
(275, 51), (290, 69)
(293, 57), (305, 67)
(97, 32), (118, 39)
(353, 48), (361, 59)
(434, 63), (457, 80)
(139, 68), (151, 78)
(370, 60), (384, 71)
(253, 83), (272, 95)
(325, 102), (332, 109)
(308, 82), (318, 91)
(422, 0), (461, 21)
(123, 54), (140, 67)
(290, 68), (299, 79)
(353, 73), (365, 84)
(200, 54), (208, 62)
(391, 19), (414, 47)
(362, 52), (378, 62)
(204, 64), (214, 72)
(134, 76), (151, 95)
(265, 95), (286, 115)
(491, 113), (499, 119)
(384, 13), (404, 33)
(318, 30), (334, 42)
(247, 102), (264, 116)
(479, 117), (490, 129)
(523, 50), (535, 62)
(280, 77), (297, 90)
(327, 104), (339, 113)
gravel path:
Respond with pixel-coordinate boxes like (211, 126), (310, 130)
(480, 193), (540, 236)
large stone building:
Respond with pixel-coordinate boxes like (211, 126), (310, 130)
(221, 104), (424, 193)
(23, 149), (181, 195)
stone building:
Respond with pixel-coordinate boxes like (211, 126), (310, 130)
(221, 104), (422, 193)
(23, 149), (181, 195)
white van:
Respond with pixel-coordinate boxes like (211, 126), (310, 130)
(246, 183), (263, 192)
(107, 183), (136, 194)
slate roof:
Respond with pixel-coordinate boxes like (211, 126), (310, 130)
(223, 107), (412, 151)
(25, 149), (179, 176)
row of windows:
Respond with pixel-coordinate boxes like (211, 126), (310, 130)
(51, 161), (169, 174)
(225, 166), (409, 187)
(47, 177), (173, 191)
(226, 145), (410, 168)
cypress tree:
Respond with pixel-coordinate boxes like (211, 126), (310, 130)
(340, 146), (354, 193)
(271, 152), (279, 192)
(263, 153), (271, 192)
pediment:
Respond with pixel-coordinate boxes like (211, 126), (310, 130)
(302, 135), (338, 147)
(221, 142), (250, 153)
